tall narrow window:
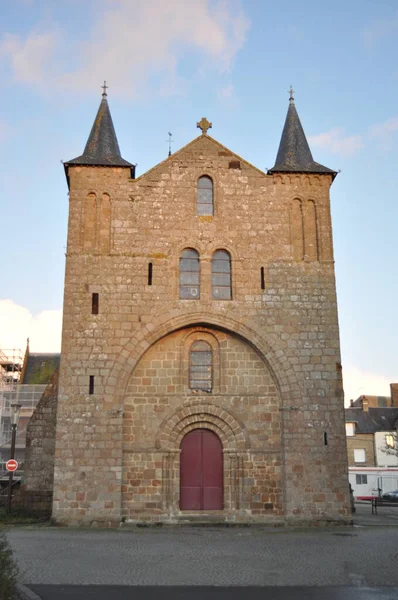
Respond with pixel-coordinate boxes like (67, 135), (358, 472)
(189, 341), (212, 392)
(99, 193), (111, 254)
(92, 293), (99, 315)
(89, 375), (94, 395)
(148, 262), (153, 286)
(83, 193), (97, 250)
(260, 267), (265, 290)
(304, 200), (319, 261)
(197, 176), (213, 216)
(291, 198), (304, 261)
(180, 249), (200, 299)
(212, 250), (231, 299)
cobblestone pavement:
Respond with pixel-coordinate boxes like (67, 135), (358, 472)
(7, 524), (398, 588)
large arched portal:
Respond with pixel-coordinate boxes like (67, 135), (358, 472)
(180, 429), (223, 510)
(122, 324), (283, 523)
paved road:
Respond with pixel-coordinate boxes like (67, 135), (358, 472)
(7, 526), (398, 587)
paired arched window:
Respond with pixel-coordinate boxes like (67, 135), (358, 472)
(179, 248), (200, 299)
(212, 250), (231, 299)
(189, 341), (212, 392)
(197, 176), (213, 216)
(179, 248), (232, 300)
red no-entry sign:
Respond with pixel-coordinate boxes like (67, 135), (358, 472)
(6, 460), (18, 472)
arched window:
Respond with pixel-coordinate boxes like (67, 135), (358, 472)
(212, 250), (231, 299)
(197, 176), (213, 216)
(179, 248), (200, 299)
(189, 341), (212, 392)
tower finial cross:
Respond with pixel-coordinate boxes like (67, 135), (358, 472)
(289, 85), (295, 102)
(197, 117), (212, 135)
(102, 81), (108, 97)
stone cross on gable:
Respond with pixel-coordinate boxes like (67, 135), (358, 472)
(197, 117), (212, 135)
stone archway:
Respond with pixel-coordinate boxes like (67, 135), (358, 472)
(155, 402), (250, 515)
(108, 311), (298, 409)
(121, 323), (284, 523)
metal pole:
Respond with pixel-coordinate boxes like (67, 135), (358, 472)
(7, 423), (17, 513)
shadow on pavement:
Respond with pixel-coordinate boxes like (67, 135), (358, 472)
(27, 585), (398, 600)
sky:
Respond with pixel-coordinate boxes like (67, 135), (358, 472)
(0, 0), (397, 403)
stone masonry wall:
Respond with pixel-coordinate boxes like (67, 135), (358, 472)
(22, 368), (58, 513)
(53, 134), (351, 525)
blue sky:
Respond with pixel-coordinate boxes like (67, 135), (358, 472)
(0, 0), (397, 401)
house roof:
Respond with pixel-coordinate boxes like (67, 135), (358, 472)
(64, 92), (133, 168)
(350, 395), (391, 408)
(21, 353), (60, 385)
(345, 407), (398, 433)
(268, 95), (336, 178)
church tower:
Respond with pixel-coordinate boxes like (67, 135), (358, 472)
(52, 88), (351, 526)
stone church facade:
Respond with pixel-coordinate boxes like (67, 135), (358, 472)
(48, 89), (351, 526)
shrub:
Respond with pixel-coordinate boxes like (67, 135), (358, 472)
(0, 529), (18, 600)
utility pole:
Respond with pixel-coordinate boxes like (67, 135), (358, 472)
(7, 404), (21, 513)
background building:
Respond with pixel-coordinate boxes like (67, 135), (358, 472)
(0, 342), (59, 479)
(345, 384), (398, 497)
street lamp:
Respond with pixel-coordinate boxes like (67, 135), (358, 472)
(7, 403), (22, 513)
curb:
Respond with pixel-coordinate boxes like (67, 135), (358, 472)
(17, 583), (42, 600)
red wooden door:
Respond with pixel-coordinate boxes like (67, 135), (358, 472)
(180, 429), (223, 510)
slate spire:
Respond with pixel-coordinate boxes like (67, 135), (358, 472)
(65, 83), (133, 168)
(269, 89), (336, 177)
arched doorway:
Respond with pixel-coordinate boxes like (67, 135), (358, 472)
(180, 429), (223, 510)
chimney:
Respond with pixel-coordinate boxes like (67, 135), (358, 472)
(391, 383), (398, 407)
(362, 396), (369, 412)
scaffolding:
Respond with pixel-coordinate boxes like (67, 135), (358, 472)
(0, 348), (28, 478)
(0, 348), (23, 387)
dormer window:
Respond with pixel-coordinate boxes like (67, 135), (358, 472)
(345, 422), (355, 437)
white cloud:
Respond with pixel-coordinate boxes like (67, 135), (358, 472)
(0, 31), (58, 86)
(309, 116), (398, 158)
(0, 300), (62, 353)
(343, 365), (393, 407)
(309, 127), (364, 158)
(369, 116), (398, 148)
(217, 83), (235, 99)
(0, 0), (250, 98)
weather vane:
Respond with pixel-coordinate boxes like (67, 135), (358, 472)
(289, 85), (295, 102)
(167, 132), (174, 157)
(102, 81), (108, 97)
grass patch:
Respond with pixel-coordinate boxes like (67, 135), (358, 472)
(0, 529), (18, 599)
(0, 507), (50, 525)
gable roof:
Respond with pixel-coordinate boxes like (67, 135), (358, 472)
(64, 93), (133, 169)
(136, 132), (267, 181)
(345, 407), (398, 433)
(269, 97), (337, 178)
(21, 353), (60, 385)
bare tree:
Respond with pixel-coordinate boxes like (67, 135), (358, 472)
(380, 432), (398, 457)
